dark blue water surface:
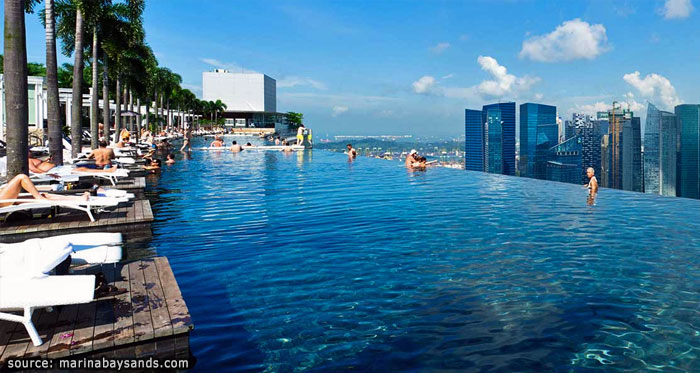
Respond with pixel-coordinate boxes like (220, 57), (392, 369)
(141, 137), (700, 372)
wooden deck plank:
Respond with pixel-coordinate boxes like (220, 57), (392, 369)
(23, 306), (61, 358)
(0, 200), (152, 242)
(143, 200), (154, 221)
(69, 267), (99, 355)
(128, 261), (154, 342)
(141, 259), (173, 338)
(1, 258), (190, 364)
(91, 264), (117, 352)
(45, 291), (82, 359)
(154, 257), (193, 334)
(112, 263), (134, 346)
(0, 317), (16, 359)
(0, 323), (24, 363)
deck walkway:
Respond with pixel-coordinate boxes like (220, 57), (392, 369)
(0, 199), (153, 242)
(0, 257), (193, 365)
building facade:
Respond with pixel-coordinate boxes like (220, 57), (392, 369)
(546, 135), (583, 184)
(622, 116), (643, 192)
(676, 104), (700, 199)
(464, 109), (484, 172)
(482, 102), (516, 176)
(644, 103), (677, 196)
(519, 103), (557, 180)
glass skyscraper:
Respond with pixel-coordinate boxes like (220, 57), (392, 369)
(578, 119), (602, 184)
(546, 135), (583, 184)
(464, 109), (484, 172)
(482, 102), (516, 176)
(644, 103), (677, 196)
(485, 108), (503, 174)
(676, 104), (700, 199)
(622, 117), (643, 192)
(519, 103), (557, 180)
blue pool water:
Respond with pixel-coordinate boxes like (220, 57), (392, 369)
(142, 137), (700, 371)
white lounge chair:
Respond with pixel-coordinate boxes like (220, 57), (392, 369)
(0, 232), (122, 267)
(0, 196), (121, 222)
(0, 241), (95, 346)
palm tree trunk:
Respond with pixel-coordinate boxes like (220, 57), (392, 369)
(101, 52), (110, 143)
(90, 28), (99, 149)
(114, 75), (121, 144)
(160, 95), (164, 132)
(4, 0), (29, 178)
(122, 84), (127, 131)
(45, 0), (62, 165)
(166, 98), (171, 130)
(154, 91), (159, 132)
(136, 98), (141, 142)
(145, 100), (150, 132)
(129, 89), (134, 131)
(70, 6), (85, 158)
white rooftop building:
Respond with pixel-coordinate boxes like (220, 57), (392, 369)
(202, 70), (276, 112)
(202, 69), (284, 130)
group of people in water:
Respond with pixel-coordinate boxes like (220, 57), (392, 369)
(209, 136), (297, 152)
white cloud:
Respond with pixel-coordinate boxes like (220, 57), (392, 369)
(200, 58), (258, 73)
(441, 73), (455, 80)
(332, 105), (349, 117)
(412, 76), (437, 94)
(277, 76), (327, 90)
(623, 71), (682, 110)
(661, 0), (693, 19)
(429, 42), (451, 54)
(459, 34), (470, 41)
(573, 101), (612, 116)
(476, 56), (540, 97)
(519, 19), (610, 62)
(411, 56), (538, 100)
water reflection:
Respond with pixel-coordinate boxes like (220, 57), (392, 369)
(140, 137), (700, 372)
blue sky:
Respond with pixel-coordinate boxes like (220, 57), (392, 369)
(9, 0), (700, 137)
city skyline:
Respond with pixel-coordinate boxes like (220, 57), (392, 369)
(2, 0), (699, 136)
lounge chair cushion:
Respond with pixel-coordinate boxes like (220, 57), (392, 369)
(0, 239), (73, 278)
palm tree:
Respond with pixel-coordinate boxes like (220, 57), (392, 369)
(4, 0), (30, 177)
(45, 0), (63, 163)
(212, 99), (227, 125)
(70, 2), (84, 158)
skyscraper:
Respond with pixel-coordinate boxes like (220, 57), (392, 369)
(464, 109), (484, 172)
(622, 117), (643, 192)
(519, 103), (557, 180)
(644, 103), (677, 196)
(577, 117), (602, 184)
(485, 108), (503, 174)
(546, 135), (583, 184)
(676, 104), (700, 199)
(482, 102), (516, 175)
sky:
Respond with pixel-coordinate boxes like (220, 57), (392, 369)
(6, 0), (700, 137)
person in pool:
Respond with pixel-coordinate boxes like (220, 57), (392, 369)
(165, 153), (175, 165)
(585, 167), (598, 205)
(346, 144), (357, 158)
(230, 141), (243, 152)
(143, 159), (162, 172)
(405, 149), (418, 168)
(280, 140), (294, 152)
(210, 136), (224, 148)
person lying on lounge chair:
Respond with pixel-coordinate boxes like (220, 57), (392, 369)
(0, 174), (90, 207)
(29, 153), (56, 173)
(85, 141), (115, 168)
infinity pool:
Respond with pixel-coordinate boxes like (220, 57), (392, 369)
(142, 137), (700, 371)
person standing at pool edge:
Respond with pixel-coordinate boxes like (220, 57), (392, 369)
(297, 124), (305, 145)
(585, 167), (598, 205)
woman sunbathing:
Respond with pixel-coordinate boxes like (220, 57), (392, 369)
(0, 174), (90, 207)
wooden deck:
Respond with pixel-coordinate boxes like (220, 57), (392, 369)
(0, 199), (153, 242)
(0, 257), (193, 365)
